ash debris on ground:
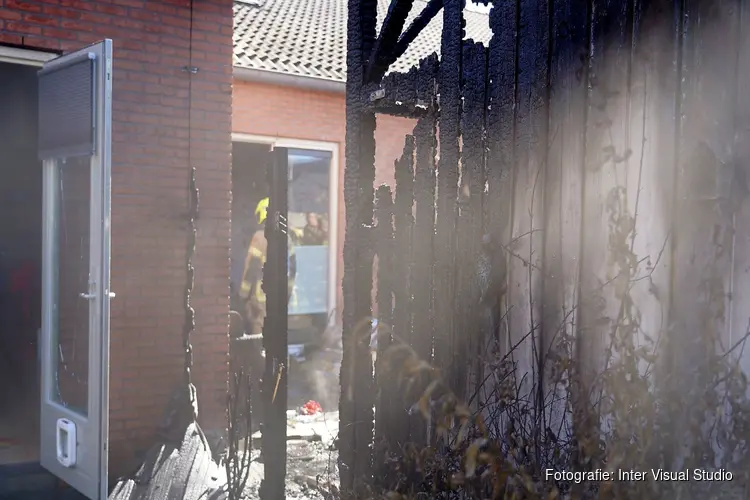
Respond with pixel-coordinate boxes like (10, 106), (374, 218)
(242, 411), (341, 500)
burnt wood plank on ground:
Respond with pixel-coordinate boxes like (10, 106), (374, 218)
(108, 422), (227, 500)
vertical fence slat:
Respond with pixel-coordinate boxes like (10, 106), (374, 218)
(485, 0), (517, 237)
(411, 57), (438, 370)
(454, 40), (488, 403)
(730, 0), (750, 379)
(392, 135), (416, 445)
(667, 0), (740, 464)
(577, 0), (631, 397)
(433, 0), (463, 377)
(394, 136), (416, 348)
(373, 184), (395, 486)
(410, 115), (437, 447)
(260, 147), (289, 500)
(543, 0), (589, 445)
(478, 1), (518, 437)
(625, 0), (679, 373)
(506, 0), (550, 416)
(483, 5), (518, 429)
(341, 0), (379, 493)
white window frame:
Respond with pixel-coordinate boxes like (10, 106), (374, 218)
(232, 132), (340, 325)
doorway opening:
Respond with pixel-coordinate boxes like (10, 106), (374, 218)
(230, 140), (339, 410)
(0, 61), (43, 467)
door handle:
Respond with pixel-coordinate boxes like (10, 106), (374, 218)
(79, 292), (116, 299)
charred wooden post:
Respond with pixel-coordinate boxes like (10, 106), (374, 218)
(259, 147), (289, 500)
(393, 135), (416, 443)
(484, 1), (517, 268)
(660, 0), (736, 470)
(433, 0), (464, 386)
(393, 135), (416, 349)
(411, 115), (437, 366)
(517, 0), (551, 466)
(373, 184), (395, 487)
(542, 0), (590, 453)
(340, 0), (379, 495)
(408, 115), (437, 447)
(455, 41), (488, 402)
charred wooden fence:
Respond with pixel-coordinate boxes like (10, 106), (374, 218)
(340, 0), (750, 496)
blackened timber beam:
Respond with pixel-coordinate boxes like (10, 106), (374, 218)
(392, 0), (444, 67)
(367, 53), (439, 117)
(366, 0), (415, 84)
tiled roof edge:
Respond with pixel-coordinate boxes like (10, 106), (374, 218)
(234, 66), (347, 93)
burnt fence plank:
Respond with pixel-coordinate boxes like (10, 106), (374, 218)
(373, 184), (396, 485)
(341, 0), (379, 492)
(432, 0), (463, 387)
(392, 135), (416, 445)
(542, 0), (589, 448)
(506, 0), (551, 432)
(454, 40), (488, 403)
(666, 0), (740, 465)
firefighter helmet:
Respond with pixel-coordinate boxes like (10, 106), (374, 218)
(255, 197), (269, 225)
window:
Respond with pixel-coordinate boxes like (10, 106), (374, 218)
(287, 148), (332, 316)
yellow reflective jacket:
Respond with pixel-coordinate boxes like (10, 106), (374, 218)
(239, 228), (297, 304)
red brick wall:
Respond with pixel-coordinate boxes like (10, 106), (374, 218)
(0, 0), (233, 477)
(232, 79), (416, 316)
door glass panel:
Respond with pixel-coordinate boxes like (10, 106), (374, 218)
(52, 156), (90, 415)
(287, 148), (331, 315)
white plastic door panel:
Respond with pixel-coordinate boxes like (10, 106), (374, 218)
(38, 40), (112, 500)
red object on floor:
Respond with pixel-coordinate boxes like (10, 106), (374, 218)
(301, 400), (322, 415)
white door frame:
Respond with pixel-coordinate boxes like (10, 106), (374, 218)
(37, 41), (112, 500)
(232, 132), (340, 324)
(0, 44), (111, 497)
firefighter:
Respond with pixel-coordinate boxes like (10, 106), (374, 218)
(239, 197), (298, 336)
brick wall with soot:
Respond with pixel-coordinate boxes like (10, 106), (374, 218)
(0, 0), (233, 477)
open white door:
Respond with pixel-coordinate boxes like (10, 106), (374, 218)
(38, 40), (112, 500)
